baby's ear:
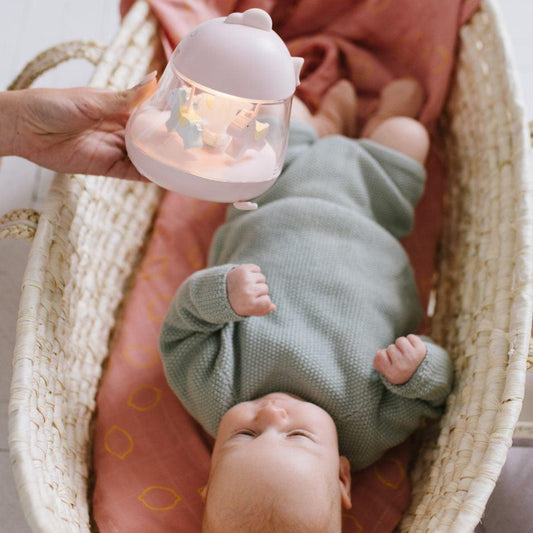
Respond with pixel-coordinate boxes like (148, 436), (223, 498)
(338, 456), (352, 510)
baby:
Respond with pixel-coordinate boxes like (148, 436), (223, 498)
(159, 79), (453, 533)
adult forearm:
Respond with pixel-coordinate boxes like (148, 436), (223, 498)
(0, 90), (24, 157)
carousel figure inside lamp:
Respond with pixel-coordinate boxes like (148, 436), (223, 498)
(125, 8), (303, 210)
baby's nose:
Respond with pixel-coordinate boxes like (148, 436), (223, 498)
(254, 403), (288, 426)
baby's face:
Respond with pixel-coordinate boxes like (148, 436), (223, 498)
(212, 392), (339, 458)
(202, 393), (352, 530)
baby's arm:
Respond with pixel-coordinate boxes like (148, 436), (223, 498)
(159, 263), (274, 433)
(161, 263), (274, 340)
(373, 334), (453, 407)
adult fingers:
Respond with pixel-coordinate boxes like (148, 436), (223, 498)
(91, 71), (158, 117)
(100, 155), (149, 182)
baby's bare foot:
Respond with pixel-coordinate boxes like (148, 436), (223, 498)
(312, 79), (358, 138)
(291, 95), (314, 125)
(362, 78), (425, 137)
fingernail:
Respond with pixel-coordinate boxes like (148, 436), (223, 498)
(135, 71), (157, 87)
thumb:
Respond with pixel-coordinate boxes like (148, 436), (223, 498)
(95, 71), (158, 116)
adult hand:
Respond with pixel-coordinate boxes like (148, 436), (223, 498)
(0, 71), (157, 180)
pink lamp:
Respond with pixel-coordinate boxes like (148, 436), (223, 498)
(125, 8), (304, 210)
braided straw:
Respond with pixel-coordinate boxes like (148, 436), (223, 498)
(8, 1), (164, 531)
(7, 41), (105, 91)
(0, 208), (40, 241)
(6, 0), (532, 531)
(400, 0), (533, 531)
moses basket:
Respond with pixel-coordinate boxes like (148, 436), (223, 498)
(1, 0), (532, 531)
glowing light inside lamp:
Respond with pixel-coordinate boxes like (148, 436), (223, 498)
(164, 80), (271, 160)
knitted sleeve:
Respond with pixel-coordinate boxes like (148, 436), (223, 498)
(379, 336), (454, 407)
(160, 264), (244, 335)
(158, 264), (245, 436)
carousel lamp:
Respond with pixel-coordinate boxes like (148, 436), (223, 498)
(125, 8), (304, 210)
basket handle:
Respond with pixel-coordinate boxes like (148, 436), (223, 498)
(7, 40), (105, 91)
(0, 40), (106, 241)
(0, 209), (40, 242)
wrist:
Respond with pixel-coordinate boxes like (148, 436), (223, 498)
(0, 90), (26, 158)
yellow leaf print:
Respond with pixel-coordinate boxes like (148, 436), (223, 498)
(147, 293), (172, 322)
(138, 486), (182, 511)
(342, 513), (363, 532)
(127, 384), (162, 411)
(104, 425), (133, 460)
(140, 254), (169, 282)
(123, 344), (160, 368)
(186, 245), (205, 270)
(373, 457), (405, 489)
(368, 0), (391, 14)
(432, 45), (452, 75)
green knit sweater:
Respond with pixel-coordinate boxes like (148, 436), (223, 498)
(159, 123), (453, 470)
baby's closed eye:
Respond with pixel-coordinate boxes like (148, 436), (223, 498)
(285, 430), (315, 441)
(234, 429), (255, 437)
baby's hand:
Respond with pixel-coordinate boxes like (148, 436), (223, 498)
(226, 264), (276, 317)
(373, 334), (427, 385)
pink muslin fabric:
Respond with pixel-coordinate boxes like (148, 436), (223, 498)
(92, 1), (480, 531)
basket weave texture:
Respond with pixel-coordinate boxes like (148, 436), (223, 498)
(3, 0), (532, 531)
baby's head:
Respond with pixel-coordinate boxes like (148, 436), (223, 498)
(200, 393), (352, 532)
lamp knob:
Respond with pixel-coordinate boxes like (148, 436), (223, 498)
(225, 8), (272, 32)
(233, 201), (258, 210)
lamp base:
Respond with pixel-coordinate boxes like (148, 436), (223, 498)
(125, 107), (279, 204)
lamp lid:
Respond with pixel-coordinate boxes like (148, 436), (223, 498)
(171, 8), (303, 102)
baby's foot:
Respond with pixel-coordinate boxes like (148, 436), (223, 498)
(362, 78), (425, 137)
(312, 79), (358, 138)
(291, 95), (314, 125)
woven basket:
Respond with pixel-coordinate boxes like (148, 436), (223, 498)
(1, 0), (532, 531)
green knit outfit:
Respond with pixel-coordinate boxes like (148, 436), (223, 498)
(159, 122), (453, 470)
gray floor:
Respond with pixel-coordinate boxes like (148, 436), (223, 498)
(1, 1), (533, 532)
